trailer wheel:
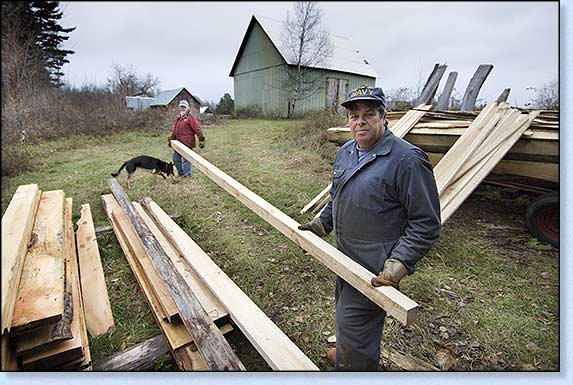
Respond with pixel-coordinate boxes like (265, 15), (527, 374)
(525, 192), (559, 247)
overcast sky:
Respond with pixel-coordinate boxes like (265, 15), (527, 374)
(59, 1), (559, 107)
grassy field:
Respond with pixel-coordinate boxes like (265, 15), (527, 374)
(1, 118), (559, 371)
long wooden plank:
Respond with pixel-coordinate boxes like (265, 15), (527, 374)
(71, 200), (92, 371)
(107, 179), (245, 371)
(11, 190), (66, 333)
(106, 201), (179, 323)
(76, 203), (114, 337)
(171, 141), (419, 325)
(300, 184), (331, 214)
(460, 64), (494, 111)
(133, 202), (228, 321)
(140, 197), (319, 370)
(93, 334), (171, 371)
(21, 198), (86, 370)
(2, 184), (41, 334)
(435, 71), (458, 110)
(100, 195), (192, 350)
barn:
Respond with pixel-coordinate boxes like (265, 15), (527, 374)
(229, 15), (378, 117)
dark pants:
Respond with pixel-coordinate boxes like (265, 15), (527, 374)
(334, 277), (386, 371)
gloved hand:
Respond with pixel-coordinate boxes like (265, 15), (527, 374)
(198, 134), (205, 149)
(168, 134), (175, 148)
(371, 258), (409, 289)
(298, 217), (327, 237)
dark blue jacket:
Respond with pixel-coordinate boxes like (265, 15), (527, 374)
(320, 127), (441, 275)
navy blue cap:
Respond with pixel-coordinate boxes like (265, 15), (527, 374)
(341, 85), (387, 109)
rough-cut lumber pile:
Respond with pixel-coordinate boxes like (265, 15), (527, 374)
(434, 102), (540, 222)
(100, 189), (317, 370)
(101, 184), (243, 371)
(1, 189), (94, 371)
(171, 140), (419, 326)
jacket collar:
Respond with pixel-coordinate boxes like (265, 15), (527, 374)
(343, 126), (394, 157)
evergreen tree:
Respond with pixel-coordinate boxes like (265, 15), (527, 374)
(1, 1), (75, 94)
(215, 93), (235, 114)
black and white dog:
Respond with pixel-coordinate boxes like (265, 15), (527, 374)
(111, 155), (174, 189)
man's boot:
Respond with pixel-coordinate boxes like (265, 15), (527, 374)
(326, 348), (336, 366)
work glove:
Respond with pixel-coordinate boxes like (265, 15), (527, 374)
(167, 134), (175, 148)
(298, 217), (327, 237)
(371, 258), (409, 289)
(198, 134), (205, 149)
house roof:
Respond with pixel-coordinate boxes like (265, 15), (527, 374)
(125, 96), (155, 109)
(229, 15), (378, 78)
(150, 87), (204, 106)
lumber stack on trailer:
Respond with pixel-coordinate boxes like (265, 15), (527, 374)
(2, 189), (94, 371)
(434, 102), (540, 222)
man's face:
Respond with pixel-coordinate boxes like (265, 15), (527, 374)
(348, 101), (385, 149)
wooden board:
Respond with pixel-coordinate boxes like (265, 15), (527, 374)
(93, 334), (171, 371)
(1, 334), (17, 370)
(11, 190), (66, 333)
(133, 202), (228, 322)
(21, 198), (86, 370)
(108, 203), (179, 323)
(141, 197), (317, 370)
(172, 142), (419, 327)
(2, 184), (41, 334)
(76, 203), (114, 337)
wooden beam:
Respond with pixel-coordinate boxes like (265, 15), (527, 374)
(460, 64), (494, 112)
(174, 143), (419, 326)
(93, 334), (171, 371)
(435, 71), (458, 111)
(139, 197), (319, 370)
(415, 64), (447, 106)
(2, 184), (41, 334)
(496, 88), (511, 103)
(133, 202), (228, 322)
(76, 204), (115, 337)
(11, 190), (66, 333)
(107, 179), (244, 371)
(300, 184), (331, 215)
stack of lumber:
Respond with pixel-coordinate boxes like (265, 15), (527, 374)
(1, 186), (113, 371)
(100, 180), (318, 370)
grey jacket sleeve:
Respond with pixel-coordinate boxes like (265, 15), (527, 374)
(390, 148), (441, 273)
(319, 183), (335, 234)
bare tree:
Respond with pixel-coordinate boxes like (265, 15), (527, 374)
(385, 87), (413, 111)
(281, 1), (334, 117)
(106, 64), (161, 98)
(526, 79), (558, 109)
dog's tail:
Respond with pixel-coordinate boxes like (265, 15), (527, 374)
(111, 162), (127, 177)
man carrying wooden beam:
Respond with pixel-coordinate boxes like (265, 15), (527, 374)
(298, 85), (442, 371)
